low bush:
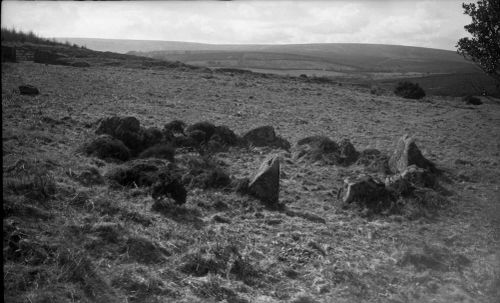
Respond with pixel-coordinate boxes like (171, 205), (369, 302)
(394, 81), (426, 99)
(462, 95), (482, 105)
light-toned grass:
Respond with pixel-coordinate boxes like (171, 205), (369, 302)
(2, 60), (499, 302)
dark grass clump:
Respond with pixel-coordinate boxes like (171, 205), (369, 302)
(56, 249), (118, 302)
(138, 143), (175, 161)
(186, 121), (217, 142)
(141, 127), (165, 149)
(82, 135), (131, 162)
(111, 267), (178, 303)
(295, 135), (356, 165)
(105, 159), (167, 187)
(394, 81), (426, 99)
(212, 125), (240, 146)
(181, 155), (232, 189)
(190, 275), (249, 303)
(151, 169), (187, 205)
(126, 236), (170, 264)
(164, 119), (186, 135)
(356, 149), (391, 174)
(151, 199), (204, 228)
(4, 166), (57, 201)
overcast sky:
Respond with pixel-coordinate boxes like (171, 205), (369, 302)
(1, 0), (470, 50)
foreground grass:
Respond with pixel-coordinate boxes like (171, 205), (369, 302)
(2, 61), (499, 302)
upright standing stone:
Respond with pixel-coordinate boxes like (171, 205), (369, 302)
(388, 134), (435, 174)
(249, 155), (280, 207)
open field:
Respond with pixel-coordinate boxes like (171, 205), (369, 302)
(3, 55), (500, 303)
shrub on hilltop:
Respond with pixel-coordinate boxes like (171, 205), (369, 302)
(394, 81), (426, 99)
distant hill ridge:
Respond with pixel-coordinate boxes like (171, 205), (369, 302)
(57, 38), (475, 74)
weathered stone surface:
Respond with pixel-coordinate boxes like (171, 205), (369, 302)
(340, 175), (387, 204)
(18, 85), (39, 95)
(388, 135), (435, 173)
(249, 155), (280, 206)
(243, 126), (290, 149)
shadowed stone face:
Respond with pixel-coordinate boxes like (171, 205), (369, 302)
(249, 155), (280, 206)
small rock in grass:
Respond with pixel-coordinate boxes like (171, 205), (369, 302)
(19, 85), (39, 95)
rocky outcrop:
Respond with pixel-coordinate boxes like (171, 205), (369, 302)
(248, 155), (280, 207)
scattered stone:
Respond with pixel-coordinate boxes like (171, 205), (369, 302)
(248, 155), (280, 207)
(19, 85), (39, 95)
(82, 134), (131, 162)
(388, 134), (436, 174)
(243, 126), (290, 150)
(339, 175), (388, 205)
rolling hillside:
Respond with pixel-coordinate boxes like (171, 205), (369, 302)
(57, 38), (499, 97)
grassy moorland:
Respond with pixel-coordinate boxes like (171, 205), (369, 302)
(2, 43), (500, 303)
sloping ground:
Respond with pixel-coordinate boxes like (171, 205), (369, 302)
(2, 60), (500, 303)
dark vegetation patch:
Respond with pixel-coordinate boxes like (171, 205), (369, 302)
(138, 143), (175, 161)
(82, 134), (131, 162)
(151, 199), (204, 228)
(179, 155), (232, 190)
(105, 159), (169, 188)
(242, 125), (290, 150)
(4, 163), (57, 201)
(356, 149), (391, 174)
(462, 95), (482, 105)
(179, 241), (261, 286)
(394, 81), (426, 99)
(294, 136), (359, 165)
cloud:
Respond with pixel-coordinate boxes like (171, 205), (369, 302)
(0, 0), (471, 50)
